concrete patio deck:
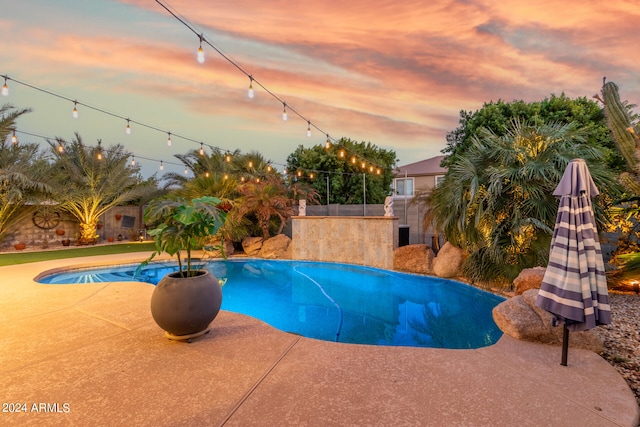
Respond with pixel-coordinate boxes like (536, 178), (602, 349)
(1, 253), (638, 426)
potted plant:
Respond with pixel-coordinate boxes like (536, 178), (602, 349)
(140, 196), (227, 341)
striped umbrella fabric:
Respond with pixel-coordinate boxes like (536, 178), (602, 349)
(536, 159), (611, 332)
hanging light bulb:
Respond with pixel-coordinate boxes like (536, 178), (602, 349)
(256, 178), (260, 183)
(282, 102), (288, 121)
(197, 35), (205, 64)
(325, 135), (331, 149)
(297, 170), (302, 177)
(240, 176), (245, 182)
(96, 140), (103, 160)
(184, 166), (188, 175)
(351, 156), (357, 164)
(199, 143), (204, 156)
(283, 167), (287, 174)
(2, 77), (8, 96)
(267, 165), (272, 172)
(309, 172), (314, 179)
(125, 119), (131, 135)
(57, 142), (64, 153)
(205, 171), (210, 178)
(159, 161), (164, 171)
(248, 76), (254, 99)
(167, 132), (172, 147)
(361, 161), (366, 169)
(131, 156), (136, 166)
(248, 161), (253, 168)
(307, 121), (312, 138)
(72, 101), (78, 118)
(339, 150), (345, 158)
(224, 174), (228, 180)
(376, 168), (381, 175)
(225, 153), (231, 162)
(11, 131), (17, 145)
(369, 165), (374, 172)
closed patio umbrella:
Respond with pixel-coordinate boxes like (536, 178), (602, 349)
(535, 158), (611, 366)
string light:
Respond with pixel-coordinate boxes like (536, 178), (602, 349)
(361, 161), (366, 169)
(159, 160), (164, 170)
(205, 171), (210, 177)
(309, 172), (314, 179)
(282, 102), (288, 121)
(199, 142), (204, 155)
(131, 156), (136, 166)
(1, 77), (8, 96)
(72, 101), (78, 118)
(248, 160), (253, 168)
(325, 135), (331, 149)
(351, 157), (357, 164)
(225, 153), (232, 162)
(167, 132), (172, 146)
(267, 165), (272, 172)
(339, 150), (345, 158)
(57, 142), (64, 153)
(224, 174), (228, 180)
(125, 119), (131, 135)
(197, 34), (205, 64)
(307, 121), (312, 138)
(96, 140), (103, 160)
(240, 176), (245, 182)
(256, 178), (260, 183)
(184, 166), (188, 175)
(11, 131), (17, 145)
(297, 170), (302, 177)
(248, 76), (254, 99)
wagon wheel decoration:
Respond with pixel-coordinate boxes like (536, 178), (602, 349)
(32, 207), (61, 230)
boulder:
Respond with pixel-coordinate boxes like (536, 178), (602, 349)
(242, 236), (263, 256)
(258, 234), (292, 259)
(393, 244), (434, 274)
(432, 242), (467, 278)
(492, 289), (603, 353)
(513, 266), (546, 295)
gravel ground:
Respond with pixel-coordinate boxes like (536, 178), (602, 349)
(598, 292), (640, 407)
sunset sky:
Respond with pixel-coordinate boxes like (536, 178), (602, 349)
(2, 0), (639, 178)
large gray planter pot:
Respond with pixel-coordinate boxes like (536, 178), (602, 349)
(150, 270), (222, 341)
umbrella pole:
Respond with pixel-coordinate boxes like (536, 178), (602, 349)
(561, 324), (569, 366)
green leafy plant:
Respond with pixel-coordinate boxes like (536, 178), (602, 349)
(141, 196), (227, 277)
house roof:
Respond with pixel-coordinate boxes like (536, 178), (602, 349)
(396, 155), (447, 176)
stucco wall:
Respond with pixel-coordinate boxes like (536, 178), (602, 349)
(291, 216), (399, 269)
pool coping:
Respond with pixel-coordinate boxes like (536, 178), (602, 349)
(1, 253), (638, 426)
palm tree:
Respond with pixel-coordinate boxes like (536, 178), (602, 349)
(431, 119), (620, 285)
(0, 104), (51, 241)
(49, 134), (156, 242)
(236, 174), (295, 239)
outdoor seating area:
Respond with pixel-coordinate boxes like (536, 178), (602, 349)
(1, 253), (638, 426)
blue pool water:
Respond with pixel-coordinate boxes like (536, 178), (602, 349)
(37, 259), (504, 349)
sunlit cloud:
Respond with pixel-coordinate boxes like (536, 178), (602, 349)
(2, 0), (639, 177)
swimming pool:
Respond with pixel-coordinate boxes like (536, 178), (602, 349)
(37, 259), (504, 349)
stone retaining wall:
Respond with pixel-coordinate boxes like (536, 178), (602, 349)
(291, 216), (399, 269)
